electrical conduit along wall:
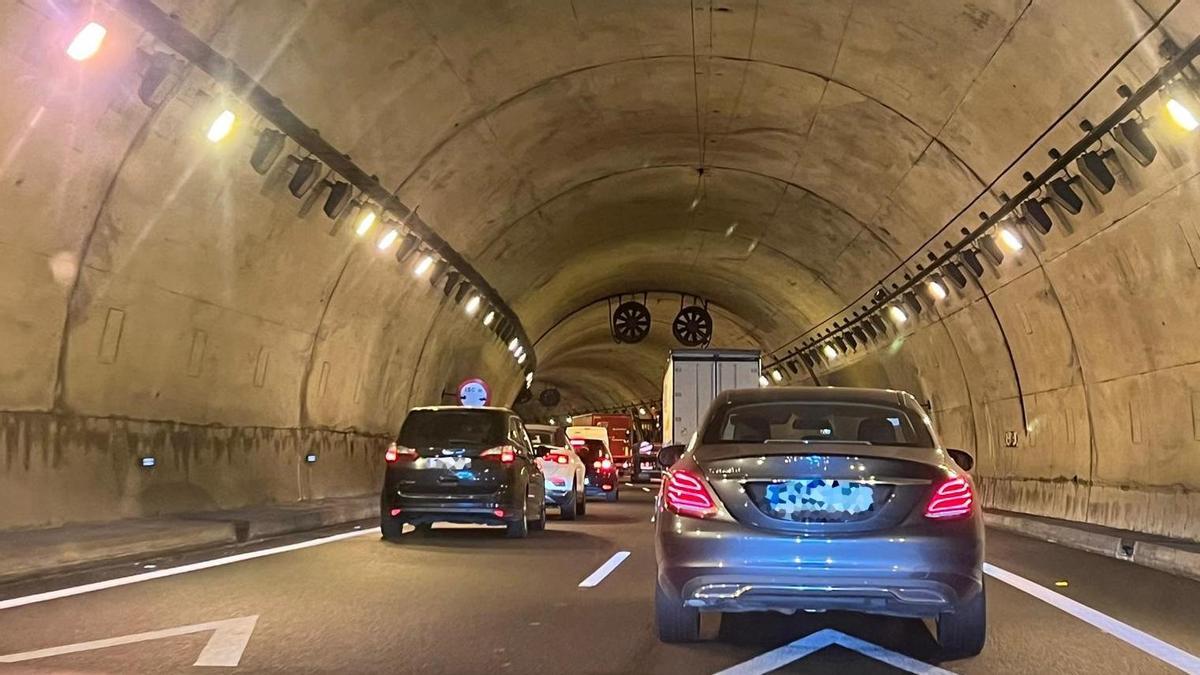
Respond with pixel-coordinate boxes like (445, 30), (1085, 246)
(0, 4), (522, 530)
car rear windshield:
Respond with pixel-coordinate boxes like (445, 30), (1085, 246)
(528, 428), (567, 447)
(398, 410), (507, 448)
(571, 439), (609, 463)
(701, 401), (934, 447)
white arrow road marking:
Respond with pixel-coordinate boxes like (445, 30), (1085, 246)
(713, 628), (955, 675)
(0, 615), (258, 667)
(578, 551), (631, 588)
(985, 563), (1200, 673)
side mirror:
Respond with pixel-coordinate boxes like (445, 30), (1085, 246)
(658, 445), (685, 468)
(947, 448), (974, 472)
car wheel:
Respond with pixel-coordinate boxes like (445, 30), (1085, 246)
(506, 505), (529, 539)
(938, 583), (987, 659)
(380, 516), (404, 542)
(530, 502), (547, 531)
(575, 479), (587, 516)
(606, 488), (619, 502)
(560, 484), (578, 520)
(655, 580), (700, 643)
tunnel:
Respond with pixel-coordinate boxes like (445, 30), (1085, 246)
(3, 1), (1200, 672)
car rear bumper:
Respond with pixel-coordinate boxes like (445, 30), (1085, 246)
(656, 512), (983, 618)
(382, 486), (521, 524)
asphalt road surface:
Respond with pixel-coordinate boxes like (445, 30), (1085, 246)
(2, 488), (1199, 674)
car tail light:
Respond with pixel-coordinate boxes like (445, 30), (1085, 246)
(544, 452), (569, 465)
(601, 459), (613, 470)
(924, 475), (974, 520)
(480, 445), (516, 464)
(493, 509), (506, 518)
(385, 443), (417, 463)
(663, 468), (718, 519)
(389, 508), (402, 517)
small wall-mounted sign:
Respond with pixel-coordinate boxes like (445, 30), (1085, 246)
(458, 378), (491, 407)
(1003, 430), (1019, 448)
(304, 453), (318, 464)
(139, 456), (156, 468)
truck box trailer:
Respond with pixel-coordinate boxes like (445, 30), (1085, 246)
(662, 349), (762, 448)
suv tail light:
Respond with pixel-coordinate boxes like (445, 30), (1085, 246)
(593, 459), (613, 470)
(544, 452), (570, 465)
(385, 443), (417, 463)
(924, 475), (974, 520)
(480, 445), (517, 464)
(663, 468), (718, 519)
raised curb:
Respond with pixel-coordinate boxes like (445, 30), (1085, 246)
(984, 511), (1200, 583)
(0, 495), (378, 585)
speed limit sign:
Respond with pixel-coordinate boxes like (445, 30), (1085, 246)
(458, 378), (491, 407)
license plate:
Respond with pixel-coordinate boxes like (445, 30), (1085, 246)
(762, 479), (875, 516)
(416, 457), (471, 471)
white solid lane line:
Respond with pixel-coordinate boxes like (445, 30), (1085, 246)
(578, 551), (631, 588)
(641, 487), (652, 492)
(985, 563), (1200, 673)
(0, 528), (379, 611)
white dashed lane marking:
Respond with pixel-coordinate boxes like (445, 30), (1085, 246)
(578, 552), (631, 588)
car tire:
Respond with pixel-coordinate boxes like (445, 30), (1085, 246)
(655, 580), (700, 643)
(606, 489), (619, 502)
(575, 479), (587, 516)
(380, 516), (404, 542)
(938, 583), (987, 659)
(506, 506), (529, 539)
(530, 502), (547, 531)
(560, 484), (578, 520)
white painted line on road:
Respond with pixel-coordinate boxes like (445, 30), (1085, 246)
(0, 528), (379, 611)
(578, 551), (631, 588)
(0, 615), (258, 666)
(641, 487), (652, 492)
(713, 628), (955, 675)
(985, 563), (1200, 673)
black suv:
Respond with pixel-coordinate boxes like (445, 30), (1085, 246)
(381, 406), (546, 539)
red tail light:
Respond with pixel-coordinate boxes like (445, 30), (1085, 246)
(480, 445), (516, 464)
(544, 452), (570, 465)
(385, 443), (417, 463)
(663, 468), (718, 519)
(924, 475), (974, 520)
(601, 459), (613, 470)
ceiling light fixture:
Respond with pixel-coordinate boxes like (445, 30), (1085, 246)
(376, 228), (398, 251)
(67, 22), (107, 61)
(465, 295), (481, 316)
(206, 110), (236, 143)
(413, 255), (434, 277)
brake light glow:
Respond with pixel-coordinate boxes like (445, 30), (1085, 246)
(544, 452), (569, 465)
(663, 468), (718, 519)
(389, 508), (402, 517)
(924, 475), (974, 520)
(493, 509), (506, 518)
(384, 443), (417, 463)
(480, 445), (516, 464)
(592, 459), (614, 470)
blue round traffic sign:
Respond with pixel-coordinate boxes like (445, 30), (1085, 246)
(458, 378), (490, 407)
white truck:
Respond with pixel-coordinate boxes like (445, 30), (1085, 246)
(661, 349), (763, 448)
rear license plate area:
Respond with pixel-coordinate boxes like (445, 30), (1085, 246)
(747, 479), (890, 523)
(415, 457), (472, 471)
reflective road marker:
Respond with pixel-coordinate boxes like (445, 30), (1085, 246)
(985, 563), (1200, 673)
(713, 628), (956, 675)
(0, 615), (259, 667)
(0, 528), (378, 610)
(579, 551), (631, 588)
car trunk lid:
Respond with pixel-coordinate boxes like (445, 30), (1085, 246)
(696, 442), (947, 534)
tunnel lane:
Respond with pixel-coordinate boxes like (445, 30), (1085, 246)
(1, 492), (1198, 674)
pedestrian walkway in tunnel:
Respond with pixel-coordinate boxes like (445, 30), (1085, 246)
(7, 0), (1200, 672)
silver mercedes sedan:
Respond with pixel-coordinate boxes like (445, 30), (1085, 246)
(654, 387), (985, 658)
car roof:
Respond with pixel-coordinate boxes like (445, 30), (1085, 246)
(714, 386), (911, 407)
(408, 405), (514, 414)
(525, 423), (558, 432)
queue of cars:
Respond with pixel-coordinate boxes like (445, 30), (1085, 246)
(378, 377), (985, 658)
(380, 406), (625, 539)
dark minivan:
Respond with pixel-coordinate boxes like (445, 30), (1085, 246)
(381, 406), (546, 539)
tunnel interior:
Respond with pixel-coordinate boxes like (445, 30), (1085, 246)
(3, 0), (1200, 543)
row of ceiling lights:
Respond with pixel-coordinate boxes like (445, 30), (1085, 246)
(66, 17), (535, 388)
(547, 401), (659, 425)
(761, 35), (1200, 386)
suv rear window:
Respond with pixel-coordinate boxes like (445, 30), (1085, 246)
(701, 401), (933, 447)
(528, 428), (567, 447)
(570, 439), (609, 463)
(399, 410), (507, 448)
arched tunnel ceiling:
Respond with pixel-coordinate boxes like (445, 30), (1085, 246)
(182, 0), (1162, 403)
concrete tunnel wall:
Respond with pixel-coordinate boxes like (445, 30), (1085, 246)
(3, 0), (1200, 540)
